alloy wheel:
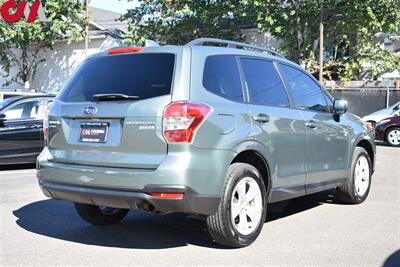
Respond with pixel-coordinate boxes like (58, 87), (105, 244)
(231, 177), (263, 235)
(387, 129), (400, 146)
(354, 155), (370, 197)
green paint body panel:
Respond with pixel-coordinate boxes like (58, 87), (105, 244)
(36, 45), (375, 215)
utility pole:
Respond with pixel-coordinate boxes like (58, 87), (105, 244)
(319, 0), (324, 83)
(85, 0), (90, 58)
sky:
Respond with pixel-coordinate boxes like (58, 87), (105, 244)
(90, 0), (138, 14)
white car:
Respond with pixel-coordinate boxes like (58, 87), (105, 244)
(363, 101), (400, 126)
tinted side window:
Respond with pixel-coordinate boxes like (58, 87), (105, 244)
(279, 64), (329, 112)
(3, 103), (24, 120)
(4, 101), (39, 120)
(203, 55), (244, 102)
(241, 58), (289, 107)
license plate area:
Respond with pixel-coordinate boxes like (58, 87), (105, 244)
(79, 122), (109, 143)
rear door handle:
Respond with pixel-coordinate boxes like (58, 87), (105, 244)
(253, 114), (270, 123)
(28, 124), (40, 129)
(305, 120), (317, 129)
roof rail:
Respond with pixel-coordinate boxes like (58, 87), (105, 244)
(186, 38), (285, 58)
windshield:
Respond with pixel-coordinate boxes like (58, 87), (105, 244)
(391, 101), (400, 108)
(58, 53), (175, 102)
(0, 97), (19, 111)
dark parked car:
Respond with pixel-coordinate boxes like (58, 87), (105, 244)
(375, 116), (400, 146)
(0, 95), (54, 165)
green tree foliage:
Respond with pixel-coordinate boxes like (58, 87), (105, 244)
(341, 41), (400, 81)
(255, 0), (321, 63)
(254, 0), (400, 80)
(0, 0), (87, 86)
(120, 0), (253, 45)
(122, 0), (399, 81)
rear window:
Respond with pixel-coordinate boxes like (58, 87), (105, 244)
(59, 53), (175, 102)
(203, 55), (244, 102)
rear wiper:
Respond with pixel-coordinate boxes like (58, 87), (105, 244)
(93, 94), (139, 101)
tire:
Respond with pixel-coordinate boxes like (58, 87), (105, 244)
(206, 163), (267, 248)
(336, 147), (372, 204)
(74, 203), (129, 225)
(385, 127), (400, 147)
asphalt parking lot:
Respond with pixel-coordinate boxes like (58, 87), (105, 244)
(0, 145), (399, 266)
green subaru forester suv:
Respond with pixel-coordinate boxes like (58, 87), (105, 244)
(37, 38), (375, 247)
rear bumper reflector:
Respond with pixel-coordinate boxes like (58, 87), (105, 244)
(149, 192), (184, 199)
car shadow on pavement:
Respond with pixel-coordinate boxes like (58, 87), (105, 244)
(267, 188), (337, 222)
(13, 189), (337, 249)
(13, 200), (220, 249)
(383, 250), (400, 267)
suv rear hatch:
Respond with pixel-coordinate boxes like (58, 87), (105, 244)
(48, 52), (176, 169)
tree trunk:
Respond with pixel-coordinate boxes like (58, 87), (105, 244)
(349, 32), (357, 57)
(21, 47), (29, 84)
(295, 18), (303, 63)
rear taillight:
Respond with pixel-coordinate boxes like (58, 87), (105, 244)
(163, 102), (211, 143)
(43, 109), (49, 146)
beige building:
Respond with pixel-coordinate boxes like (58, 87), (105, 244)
(0, 7), (127, 93)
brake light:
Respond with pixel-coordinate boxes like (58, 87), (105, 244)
(149, 192), (184, 199)
(163, 102), (211, 143)
(107, 47), (144, 55)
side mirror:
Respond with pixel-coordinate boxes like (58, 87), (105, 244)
(0, 113), (6, 127)
(333, 99), (348, 115)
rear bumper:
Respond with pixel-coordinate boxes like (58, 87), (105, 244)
(36, 147), (231, 215)
(39, 181), (220, 215)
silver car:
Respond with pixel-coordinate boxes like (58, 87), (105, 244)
(37, 38), (375, 247)
(363, 101), (400, 126)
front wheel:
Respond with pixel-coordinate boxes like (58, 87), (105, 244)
(206, 163), (267, 248)
(74, 203), (129, 225)
(336, 147), (372, 204)
(386, 127), (400, 147)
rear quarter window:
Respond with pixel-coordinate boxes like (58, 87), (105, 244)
(203, 55), (244, 102)
(59, 53), (175, 102)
